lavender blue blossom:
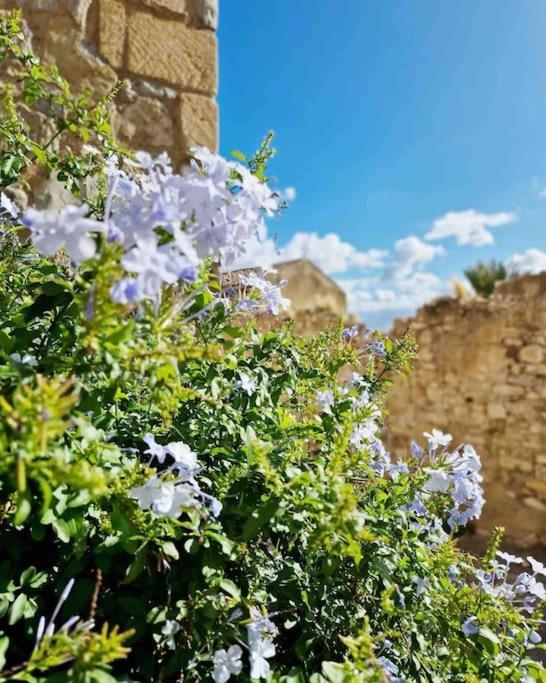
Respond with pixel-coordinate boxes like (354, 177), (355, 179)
(423, 428), (452, 452)
(462, 616), (480, 636)
(342, 325), (359, 340)
(420, 438), (485, 530)
(364, 340), (387, 357)
(24, 204), (103, 263)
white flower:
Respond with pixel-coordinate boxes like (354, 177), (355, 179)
(143, 433), (168, 464)
(247, 608), (277, 644)
(10, 352), (38, 367)
(423, 428), (452, 451)
(130, 477), (199, 519)
(423, 470), (452, 493)
(527, 556), (546, 577)
(315, 390), (334, 413)
(497, 551), (524, 567)
(249, 637), (276, 680)
(23, 204), (103, 263)
(212, 645), (243, 683)
(235, 371), (257, 395)
(166, 441), (199, 479)
(161, 620), (180, 650)
(0, 192), (19, 222)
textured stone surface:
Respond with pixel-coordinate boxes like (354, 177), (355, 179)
(44, 18), (117, 95)
(98, 0), (126, 69)
(116, 97), (175, 148)
(385, 272), (546, 546)
(141, 0), (187, 13)
(67, 0), (92, 27)
(127, 10), (216, 92)
(1, 0), (218, 165)
(520, 344), (544, 364)
(179, 91), (217, 151)
(191, 0), (218, 29)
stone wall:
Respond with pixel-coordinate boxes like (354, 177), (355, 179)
(385, 272), (546, 546)
(0, 0), (218, 165)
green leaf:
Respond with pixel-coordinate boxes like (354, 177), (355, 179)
(219, 579), (240, 599)
(8, 593), (27, 625)
(52, 518), (71, 543)
(230, 150), (247, 162)
(0, 635), (9, 670)
(478, 626), (501, 655)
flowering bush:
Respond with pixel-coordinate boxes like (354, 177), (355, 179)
(0, 13), (544, 683)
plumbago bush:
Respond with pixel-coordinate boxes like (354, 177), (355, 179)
(0, 15), (545, 683)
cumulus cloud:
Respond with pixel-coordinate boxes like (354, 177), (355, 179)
(384, 235), (445, 280)
(280, 187), (297, 202)
(229, 230), (387, 275)
(506, 248), (546, 274)
(339, 271), (447, 317)
(279, 232), (387, 274)
(425, 210), (517, 246)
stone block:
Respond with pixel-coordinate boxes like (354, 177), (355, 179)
(44, 17), (117, 96)
(528, 479), (546, 496)
(498, 455), (533, 473)
(179, 92), (217, 152)
(115, 97), (175, 149)
(523, 497), (546, 511)
(487, 403), (506, 419)
(142, 0), (188, 13)
(99, 0), (126, 69)
(519, 344), (544, 364)
(191, 0), (218, 29)
(67, 0), (92, 27)
(127, 11), (217, 93)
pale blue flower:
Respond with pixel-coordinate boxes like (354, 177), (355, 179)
(235, 371), (257, 395)
(462, 616), (479, 636)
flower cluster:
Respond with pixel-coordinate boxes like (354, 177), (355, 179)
(213, 609), (277, 682)
(22, 148), (290, 315)
(475, 552), (546, 613)
(130, 434), (221, 519)
(237, 271), (290, 316)
(419, 430), (485, 529)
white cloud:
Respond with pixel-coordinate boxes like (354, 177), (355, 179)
(280, 186), (297, 202)
(506, 248), (546, 274)
(229, 230), (387, 275)
(384, 235), (445, 280)
(279, 232), (386, 274)
(339, 271), (447, 316)
(425, 210), (517, 246)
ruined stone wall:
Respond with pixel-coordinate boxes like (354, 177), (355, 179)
(0, 0), (218, 165)
(385, 272), (546, 546)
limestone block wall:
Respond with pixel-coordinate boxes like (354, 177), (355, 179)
(0, 0), (218, 165)
(385, 272), (546, 546)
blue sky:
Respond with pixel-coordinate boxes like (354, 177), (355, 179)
(218, 1), (546, 328)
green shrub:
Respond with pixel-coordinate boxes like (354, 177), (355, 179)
(0, 12), (543, 683)
(463, 260), (513, 297)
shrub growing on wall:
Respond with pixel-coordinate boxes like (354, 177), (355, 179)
(0, 12), (544, 683)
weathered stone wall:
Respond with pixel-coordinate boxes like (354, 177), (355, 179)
(385, 273), (546, 546)
(0, 0), (218, 165)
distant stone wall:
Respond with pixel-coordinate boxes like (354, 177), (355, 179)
(385, 273), (546, 546)
(0, 0), (218, 165)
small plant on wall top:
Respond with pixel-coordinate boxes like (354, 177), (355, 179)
(0, 11), (544, 683)
(464, 259), (515, 297)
